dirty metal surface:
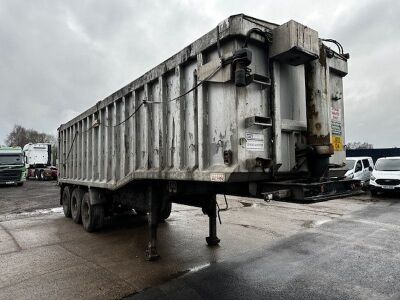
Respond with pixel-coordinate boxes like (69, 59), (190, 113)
(58, 15), (349, 189)
(58, 14), (278, 188)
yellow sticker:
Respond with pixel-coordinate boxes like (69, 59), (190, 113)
(331, 135), (343, 151)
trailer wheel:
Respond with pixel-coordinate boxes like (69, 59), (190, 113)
(159, 202), (172, 223)
(62, 186), (72, 218)
(39, 170), (44, 181)
(71, 188), (83, 224)
(35, 169), (40, 180)
(81, 192), (104, 232)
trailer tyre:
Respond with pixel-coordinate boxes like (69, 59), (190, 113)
(62, 186), (72, 218)
(71, 188), (83, 224)
(39, 170), (43, 180)
(81, 192), (104, 232)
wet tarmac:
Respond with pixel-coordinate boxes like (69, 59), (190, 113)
(0, 181), (398, 299)
(130, 196), (400, 300)
(0, 180), (59, 216)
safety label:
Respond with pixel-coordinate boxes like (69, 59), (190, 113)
(331, 135), (343, 152)
(210, 173), (225, 182)
(245, 132), (264, 151)
(331, 107), (341, 121)
(331, 107), (342, 135)
(331, 121), (342, 135)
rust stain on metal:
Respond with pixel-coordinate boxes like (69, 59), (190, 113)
(308, 134), (330, 146)
(318, 44), (327, 67)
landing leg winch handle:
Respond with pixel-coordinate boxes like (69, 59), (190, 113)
(146, 186), (161, 261)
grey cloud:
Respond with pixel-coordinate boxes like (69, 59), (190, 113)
(330, 0), (400, 147)
(0, 0), (399, 148)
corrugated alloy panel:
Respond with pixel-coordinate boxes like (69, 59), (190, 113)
(58, 14), (346, 190)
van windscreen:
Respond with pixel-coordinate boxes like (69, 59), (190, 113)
(375, 159), (400, 171)
(345, 159), (356, 169)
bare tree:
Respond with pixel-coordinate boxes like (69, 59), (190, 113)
(346, 141), (374, 150)
(5, 125), (55, 148)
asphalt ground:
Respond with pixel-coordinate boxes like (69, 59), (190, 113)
(1, 181), (399, 299)
(0, 180), (59, 215)
(130, 195), (400, 300)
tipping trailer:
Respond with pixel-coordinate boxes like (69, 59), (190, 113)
(58, 14), (358, 260)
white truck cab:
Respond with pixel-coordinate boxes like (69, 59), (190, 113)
(23, 143), (57, 180)
(345, 157), (374, 184)
(23, 143), (51, 168)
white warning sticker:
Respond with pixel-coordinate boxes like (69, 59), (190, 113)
(331, 107), (341, 121)
(245, 132), (264, 151)
(210, 173), (225, 182)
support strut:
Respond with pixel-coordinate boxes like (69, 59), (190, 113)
(206, 195), (221, 246)
(145, 185), (161, 261)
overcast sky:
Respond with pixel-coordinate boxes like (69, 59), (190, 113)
(0, 0), (399, 147)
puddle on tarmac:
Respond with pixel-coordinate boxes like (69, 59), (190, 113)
(18, 207), (63, 216)
(302, 219), (330, 228)
(189, 263), (211, 273)
(169, 269), (190, 279)
(314, 219), (330, 226)
(240, 201), (252, 207)
(169, 263), (212, 280)
(239, 201), (261, 208)
(0, 206), (63, 221)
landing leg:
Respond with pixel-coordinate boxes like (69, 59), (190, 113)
(206, 195), (220, 246)
(145, 186), (160, 261)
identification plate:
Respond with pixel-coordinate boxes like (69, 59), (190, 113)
(210, 173), (225, 182)
(245, 132), (264, 151)
(382, 185), (395, 190)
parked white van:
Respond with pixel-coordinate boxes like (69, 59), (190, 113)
(369, 157), (400, 195)
(345, 157), (374, 184)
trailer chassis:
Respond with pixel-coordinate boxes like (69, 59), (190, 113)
(59, 177), (361, 260)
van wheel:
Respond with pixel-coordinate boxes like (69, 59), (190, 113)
(71, 188), (83, 224)
(62, 186), (72, 218)
(81, 192), (104, 232)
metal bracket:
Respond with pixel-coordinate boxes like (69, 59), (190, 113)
(249, 74), (271, 88)
(260, 178), (362, 202)
(245, 116), (272, 129)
